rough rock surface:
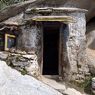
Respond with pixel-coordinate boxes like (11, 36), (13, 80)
(60, 11), (90, 81)
(6, 50), (40, 78)
(0, 60), (62, 95)
(0, 52), (8, 60)
(41, 76), (87, 95)
(86, 19), (95, 76)
(0, 0), (95, 22)
(86, 22), (95, 50)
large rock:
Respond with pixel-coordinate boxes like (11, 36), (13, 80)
(64, 88), (86, 95)
(0, 52), (8, 60)
(92, 77), (95, 94)
(0, 60), (62, 95)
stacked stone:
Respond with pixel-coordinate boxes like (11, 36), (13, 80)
(0, 49), (40, 78)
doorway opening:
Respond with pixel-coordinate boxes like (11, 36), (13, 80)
(43, 22), (60, 75)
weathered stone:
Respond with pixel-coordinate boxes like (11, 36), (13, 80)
(12, 61), (30, 67)
(0, 52), (8, 60)
(22, 54), (36, 59)
(27, 51), (36, 54)
(68, 13), (87, 74)
(41, 76), (87, 95)
(25, 55), (40, 77)
(10, 53), (21, 56)
(77, 74), (85, 80)
(75, 80), (84, 84)
(25, 64), (40, 77)
(0, 3), (89, 84)
(9, 48), (16, 53)
(15, 49), (27, 54)
(64, 88), (84, 95)
(0, 60), (62, 95)
(6, 52), (40, 78)
(85, 73), (91, 76)
(17, 25), (41, 51)
(61, 11), (89, 81)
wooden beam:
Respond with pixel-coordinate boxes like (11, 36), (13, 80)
(26, 8), (52, 14)
(52, 7), (88, 12)
(29, 16), (75, 22)
(25, 7), (88, 14)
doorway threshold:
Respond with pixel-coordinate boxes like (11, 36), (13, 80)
(40, 75), (66, 92)
(43, 75), (60, 80)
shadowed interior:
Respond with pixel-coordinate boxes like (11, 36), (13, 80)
(43, 22), (60, 75)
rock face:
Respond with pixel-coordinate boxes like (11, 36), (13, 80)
(0, 60), (62, 95)
(0, 0), (95, 22)
(0, 52), (8, 60)
(0, 0), (94, 89)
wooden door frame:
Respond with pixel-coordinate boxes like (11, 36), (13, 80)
(41, 22), (62, 75)
(59, 26), (62, 76)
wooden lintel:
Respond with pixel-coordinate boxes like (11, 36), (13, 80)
(25, 7), (88, 14)
(29, 16), (75, 23)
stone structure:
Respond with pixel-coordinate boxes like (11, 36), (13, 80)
(0, 6), (90, 82)
(16, 7), (89, 81)
(0, 50), (40, 78)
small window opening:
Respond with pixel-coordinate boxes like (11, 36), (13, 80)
(0, 26), (18, 51)
(5, 34), (16, 51)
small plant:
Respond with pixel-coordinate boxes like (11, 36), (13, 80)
(84, 77), (92, 94)
(70, 76), (93, 94)
(20, 68), (28, 75)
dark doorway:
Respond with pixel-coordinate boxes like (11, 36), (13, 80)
(43, 22), (60, 75)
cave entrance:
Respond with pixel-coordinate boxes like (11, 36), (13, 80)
(43, 22), (60, 75)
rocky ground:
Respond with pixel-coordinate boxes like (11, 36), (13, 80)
(40, 76), (87, 95)
(0, 60), (62, 95)
(0, 59), (88, 95)
(0, 49), (93, 95)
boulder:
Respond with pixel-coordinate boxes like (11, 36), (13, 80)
(0, 60), (62, 95)
(0, 52), (8, 60)
(64, 88), (86, 95)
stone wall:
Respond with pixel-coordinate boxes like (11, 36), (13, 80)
(0, 50), (40, 78)
(17, 23), (42, 68)
(64, 12), (90, 81)
(17, 25), (41, 51)
(16, 7), (90, 82)
(16, 23), (43, 77)
(61, 24), (71, 79)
